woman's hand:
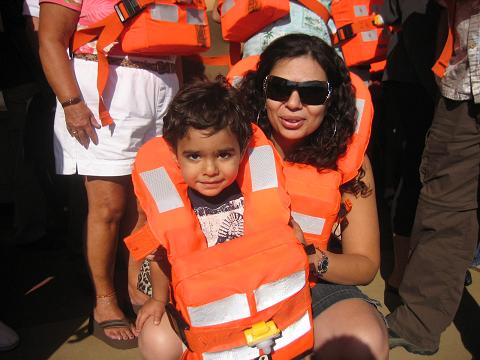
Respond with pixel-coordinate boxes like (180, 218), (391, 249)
(39, 3), (101, 148)
(64, 101), (100, 148)
(134, 298), (166, 335)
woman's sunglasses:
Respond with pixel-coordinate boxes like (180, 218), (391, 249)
(263, 75), (331, 105)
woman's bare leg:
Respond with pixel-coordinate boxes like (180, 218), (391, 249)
(313, 299), (388, 360)
(84, 175), (135, 340)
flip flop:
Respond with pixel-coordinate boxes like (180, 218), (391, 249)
(88, 316), (138, 350)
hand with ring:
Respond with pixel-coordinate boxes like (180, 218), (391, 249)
(64, 99), (101, 148)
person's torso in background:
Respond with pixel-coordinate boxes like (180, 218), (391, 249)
(40, 0), (174, 60)
(242, 0), (333, 58)
(441, 0), (480, 102)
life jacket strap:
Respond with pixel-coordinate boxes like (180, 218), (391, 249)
(333, 14), (384, 44)
(114, 0), (144, 22)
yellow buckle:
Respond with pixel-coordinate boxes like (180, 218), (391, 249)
(244, 321), (281, 347)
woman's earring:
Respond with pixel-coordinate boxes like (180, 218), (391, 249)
(256, 106), (266, 124)
(332, 120), (337, 138)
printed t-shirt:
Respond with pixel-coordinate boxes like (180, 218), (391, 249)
(188, 182), (245, 247)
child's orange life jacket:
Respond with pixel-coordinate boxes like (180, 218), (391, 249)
(71, 0), (211, 126)
(126, 125), (314, 359)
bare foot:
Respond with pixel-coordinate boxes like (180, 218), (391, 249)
(94, 293), (135, 340)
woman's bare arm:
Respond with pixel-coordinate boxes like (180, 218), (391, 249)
(315, 155), (380, 285)
(39, 3), (100, 148)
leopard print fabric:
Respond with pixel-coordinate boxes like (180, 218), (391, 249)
(137, 260), (152, 297)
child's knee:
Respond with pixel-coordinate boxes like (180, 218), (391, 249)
(138, 316), (183, 360)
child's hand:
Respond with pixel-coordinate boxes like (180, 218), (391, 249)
(134, 298), (166, 335)
(289, 217), (306, 244)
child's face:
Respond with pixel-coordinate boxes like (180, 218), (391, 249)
(174, 127), (243, 197)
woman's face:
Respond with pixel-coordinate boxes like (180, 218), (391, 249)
(265, 55), (328, 157)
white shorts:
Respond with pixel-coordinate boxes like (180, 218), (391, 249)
(53, 58), (178, 176)
(23, 0), (39, 17)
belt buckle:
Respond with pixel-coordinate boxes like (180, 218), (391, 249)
(153, 62), (173, 74)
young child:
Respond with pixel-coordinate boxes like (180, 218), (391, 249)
(135, 77), (253, 329)
(125, 78), (312, 359)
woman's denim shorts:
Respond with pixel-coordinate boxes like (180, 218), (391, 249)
(311, 281), (382, 318)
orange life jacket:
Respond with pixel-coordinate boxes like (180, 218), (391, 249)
(226, 58), (372, 249)
(328, 0), (388, 67)
(431, 0), (455, 78)
(126, 124), (314, 359)
(71, 0), (210, 126)
(217, 0), (388, 68)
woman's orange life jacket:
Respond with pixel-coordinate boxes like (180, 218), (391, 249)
(226, 58), (372, 250)
(125, 124), (314, 359)
(71, 0), (210, 126)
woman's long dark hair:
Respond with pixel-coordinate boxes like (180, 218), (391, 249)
(239, 34), (368, 195)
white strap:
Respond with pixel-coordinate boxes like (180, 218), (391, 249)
(248, 145), (278, 192)
(254, 271), (306, 312)
(140, 167), (184, 213)
(187, 293), (250, 327)
(291, 211), (326, 236)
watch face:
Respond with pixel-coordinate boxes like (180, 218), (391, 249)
(318, 253), (329, 275)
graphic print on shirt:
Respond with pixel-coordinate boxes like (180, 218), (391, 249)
(194, 196), (244, 247)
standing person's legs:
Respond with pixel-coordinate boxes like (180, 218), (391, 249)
(84, 175), (135, 340)
(388, 84), (435, 291)
(387, 98), (480, 352)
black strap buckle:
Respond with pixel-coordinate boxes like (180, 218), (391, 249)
(114, 0), (142, 23)
(336, 24), (355, 42)
(303, 243), (316, 256)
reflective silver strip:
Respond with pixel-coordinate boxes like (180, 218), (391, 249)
(232, 75), (243, 88)
(291, 211), (325, 235)
(273, 311), (311, 351)
(202, 312), (311, 359)
(187, 293), (250, 327)
(203, 345), (260, 360)
(248, 145), (278, 192)
(361, 30), (378, 42)
(187, 8), (206, 25)
(254, 271), (306, 312)
(354, 5), (368, 17)
(140, 167), (184, 213)
(150, 4), (179, 22)
(220, 0), (235, 15)
(355, 98), (365, 134)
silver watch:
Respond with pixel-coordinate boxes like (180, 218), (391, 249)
(316, 250), (329, 277)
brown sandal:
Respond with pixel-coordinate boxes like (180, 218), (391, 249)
(88, 316), (138, 350)
(88, 291), (138, 349)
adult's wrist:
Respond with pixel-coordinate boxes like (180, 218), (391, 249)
(60, 96), (82, 108)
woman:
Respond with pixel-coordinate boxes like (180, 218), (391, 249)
(38, 0), (179, 346)
(238, 33), (388, 359)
